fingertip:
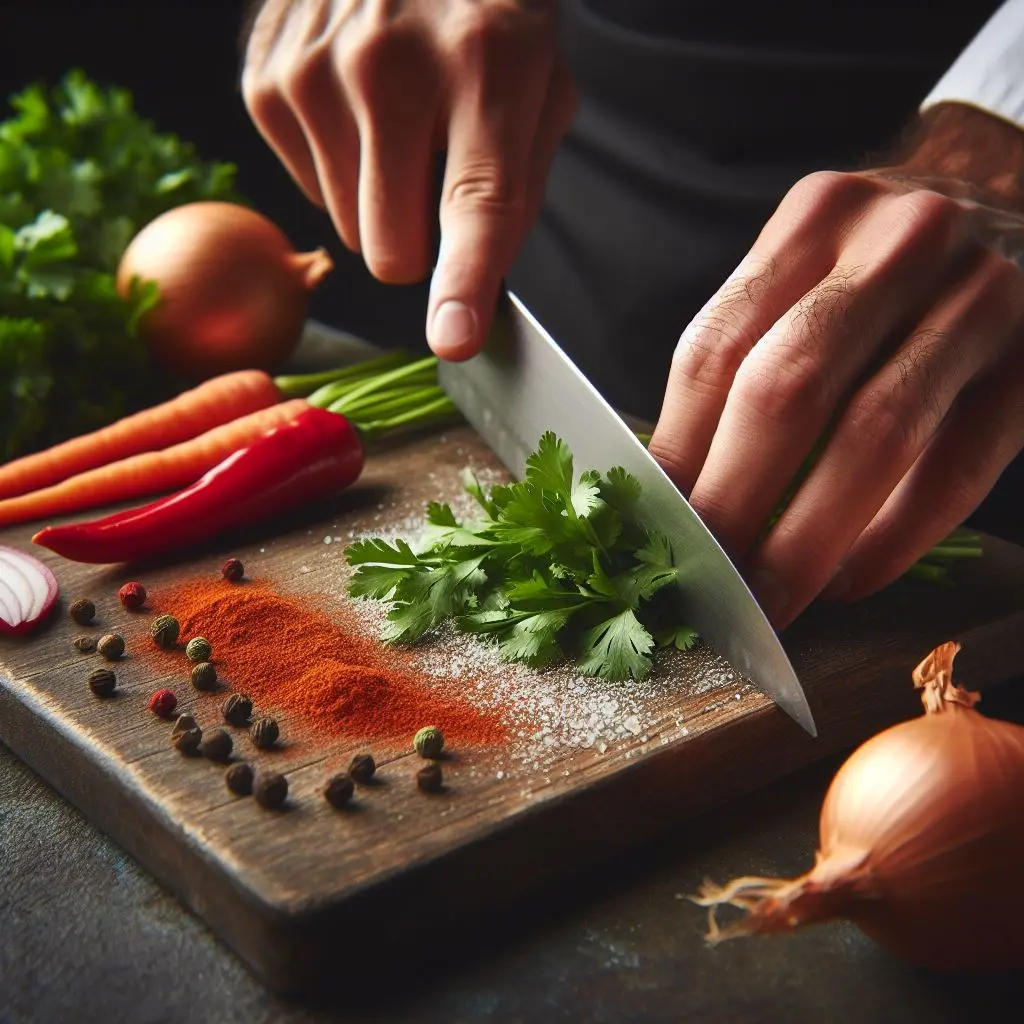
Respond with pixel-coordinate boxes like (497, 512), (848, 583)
(428, 299), (481, 360)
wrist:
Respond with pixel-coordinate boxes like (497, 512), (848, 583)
(891, 102), (1024, 210)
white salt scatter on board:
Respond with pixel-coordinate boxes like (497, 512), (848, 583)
(311, 459), (756, 779)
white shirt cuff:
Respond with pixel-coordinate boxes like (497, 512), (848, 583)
(921, 0), (1024, 130)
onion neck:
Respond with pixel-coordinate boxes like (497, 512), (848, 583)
(912, 641), (981, 715)
(288, 248), (335, 291)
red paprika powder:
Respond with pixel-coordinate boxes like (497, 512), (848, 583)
(145, 576), (505, 748)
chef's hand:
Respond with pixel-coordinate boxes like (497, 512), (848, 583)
(650, 104), (1024, 628)
(242, 0), (575, 359)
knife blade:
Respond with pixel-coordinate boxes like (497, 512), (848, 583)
(438, 291), (816, 737)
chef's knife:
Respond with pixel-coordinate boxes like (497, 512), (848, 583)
(438, 291), (816, 737)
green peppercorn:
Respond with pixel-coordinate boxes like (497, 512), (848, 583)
(73, 635), (97, 654)
(417, 763), (443, 793)
(221, 693), (253, 727)
(225, 762), (254, 796)
(250, 716), (279, 750)
(185, 637), (212, 663)
(413, 726), (445, 759)
(88, 668), (117, 698)
(349, 753), (376, 784)
(69, 598), (95, 626)
(200, 728), (233, 763)
(323, 774), (355, 809)
(151, 614), (180, 649)
(190, 661), (218, 692)
(171, 727), (202, 756)
(254, 772), (288, 810)
(97, 633), (125, 661)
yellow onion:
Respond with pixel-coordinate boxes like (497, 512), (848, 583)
(694, 641), (1024, 971)
(117, 201), (333, 379)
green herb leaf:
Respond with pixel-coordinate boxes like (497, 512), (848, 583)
(346, 434), (699, 681)
(578, 607), (656, 682)
(382, 554), (488, 644)
(655, 625), (701, 651)
(0, 70), (240, 460)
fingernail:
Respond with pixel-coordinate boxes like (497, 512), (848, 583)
(821, 565), (851, 602)
(430, 300), (477, 356)
(748, 568), (790, 625)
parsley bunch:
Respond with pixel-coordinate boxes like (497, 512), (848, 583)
(346, 433), (698, 681)
(0, 70), (240, 460)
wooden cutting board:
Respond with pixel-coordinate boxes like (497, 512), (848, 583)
(2, 424), (1024, 995)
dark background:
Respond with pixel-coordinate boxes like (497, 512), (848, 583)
(1, 0), (431, 347)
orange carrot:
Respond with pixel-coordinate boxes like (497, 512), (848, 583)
(0, 370), (283, 500)
(0, 400), (310, 527)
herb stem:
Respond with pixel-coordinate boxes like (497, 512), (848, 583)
(274, 350), (412, 398)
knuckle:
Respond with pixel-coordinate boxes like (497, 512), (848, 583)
(974, 249), (1024, 307)
(365, 247), (429, 286)
(280, 44), (334, 109)
(343, 23), (428, 96)
(240, 68), (275, 122)
(847, 384), (926, 451)
(892, 189), (961, 241)
(788, 269), (860, 356)
(734, 344), (835, 426)
(674, 313), (753, 393)
(672, 259), (780, 392)
(445, 162), (526, 217)
(784, 169), (870, 219)
(447, 6), (546, 73)
(647, 438), (696, 493)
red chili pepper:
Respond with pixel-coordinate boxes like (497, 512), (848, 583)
(33, 408), (364, 564)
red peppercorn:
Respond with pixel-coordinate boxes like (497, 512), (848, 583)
(148, 688), (178, 718)
(118, 581), (147, 611)
(221, 558), (244, 582)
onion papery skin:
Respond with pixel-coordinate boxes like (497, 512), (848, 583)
(117, 202), (333, 380)
(695, 644), (1024, 972)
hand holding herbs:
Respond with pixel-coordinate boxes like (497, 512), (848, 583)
(346, 432), (699, 682)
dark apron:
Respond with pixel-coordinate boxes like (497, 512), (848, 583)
(509, 0), (1001, 420)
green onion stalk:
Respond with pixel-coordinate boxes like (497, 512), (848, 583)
(274, 351), (463, 441)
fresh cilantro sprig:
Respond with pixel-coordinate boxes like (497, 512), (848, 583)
(345, 432), (698, 682)
(0, 70), (241, 460)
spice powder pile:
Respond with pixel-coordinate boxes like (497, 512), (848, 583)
(145, 578), (505, 748)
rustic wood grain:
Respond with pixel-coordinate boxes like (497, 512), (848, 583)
(2, 423), (1024, 995)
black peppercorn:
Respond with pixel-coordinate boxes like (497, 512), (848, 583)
(73, 635), (98, 654)
(221, 693), (253, 727)
(417, 763), (443, 793)
(172, 713), (198, 736)
(200, 728), (233, 763)
(349, 753), (376, 784)
(249, 716), (279, 750)
(69, 598), (96, 626)
(190, 661), (218, 692)
(225, 762), (254, 796)
(88, 667), (117, 697)
(254, 772), (288, 810)
(323, 774), (355, 808)
(97, 633), (125, 661)
(171, 727), (203, 755)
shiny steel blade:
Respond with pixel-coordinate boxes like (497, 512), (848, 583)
(439, 291), (816, 736)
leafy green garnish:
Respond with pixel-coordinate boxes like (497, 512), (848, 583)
(0, 70), (241, 460)
(346, 432), (698, 682)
